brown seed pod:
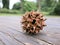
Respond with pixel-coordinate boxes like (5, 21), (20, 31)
(22, 11), (47, 34)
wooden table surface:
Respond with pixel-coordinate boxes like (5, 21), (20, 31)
(0, 16), (60, 45)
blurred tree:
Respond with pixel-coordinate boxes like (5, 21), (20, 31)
(45, 0), (56, 10)
(45, 0), (52, 7)
(53, 0), (60, 15)
(23, 1), (37, 11)
(12, 2), (21, 10)
(40, 0), (57, 13)
(37, 0), (41, 11)
(2, 0), (9, 9)
(20, 0), (25, 13)
(12, 1), (37, 12)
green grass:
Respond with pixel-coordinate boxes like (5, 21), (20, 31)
(42, 12), (49, 15)
(0, 13), (23, 16)
(0, 11), (60, 17)
(41, 12), (60, 17)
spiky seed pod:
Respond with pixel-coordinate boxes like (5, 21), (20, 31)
(22, 11), (47, 34)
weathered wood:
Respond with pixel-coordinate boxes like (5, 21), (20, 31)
(0, 39), (5, 45)
(0, 23), (49, 45)
(0, 16), (60, 45)
(32, 17), (60, 45)
(0, 25), (24, 45)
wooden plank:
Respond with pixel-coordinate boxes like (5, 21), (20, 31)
(0, 32), (24, 45)
(0, 39), (5, 45)
(0, 25), (50, 45)
(0, 16), (60, 45)
(13, 33), (49, 45)
(31, 17), (60, 45)
(0, 17), (24, 45)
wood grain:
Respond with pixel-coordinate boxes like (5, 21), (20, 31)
(0, 16), (60, 45)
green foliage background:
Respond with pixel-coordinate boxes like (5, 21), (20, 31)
(0, 0), (60, 15)
(12, 1), (37, 12)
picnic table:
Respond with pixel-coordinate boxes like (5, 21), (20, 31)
(0, 16), (60, 45)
